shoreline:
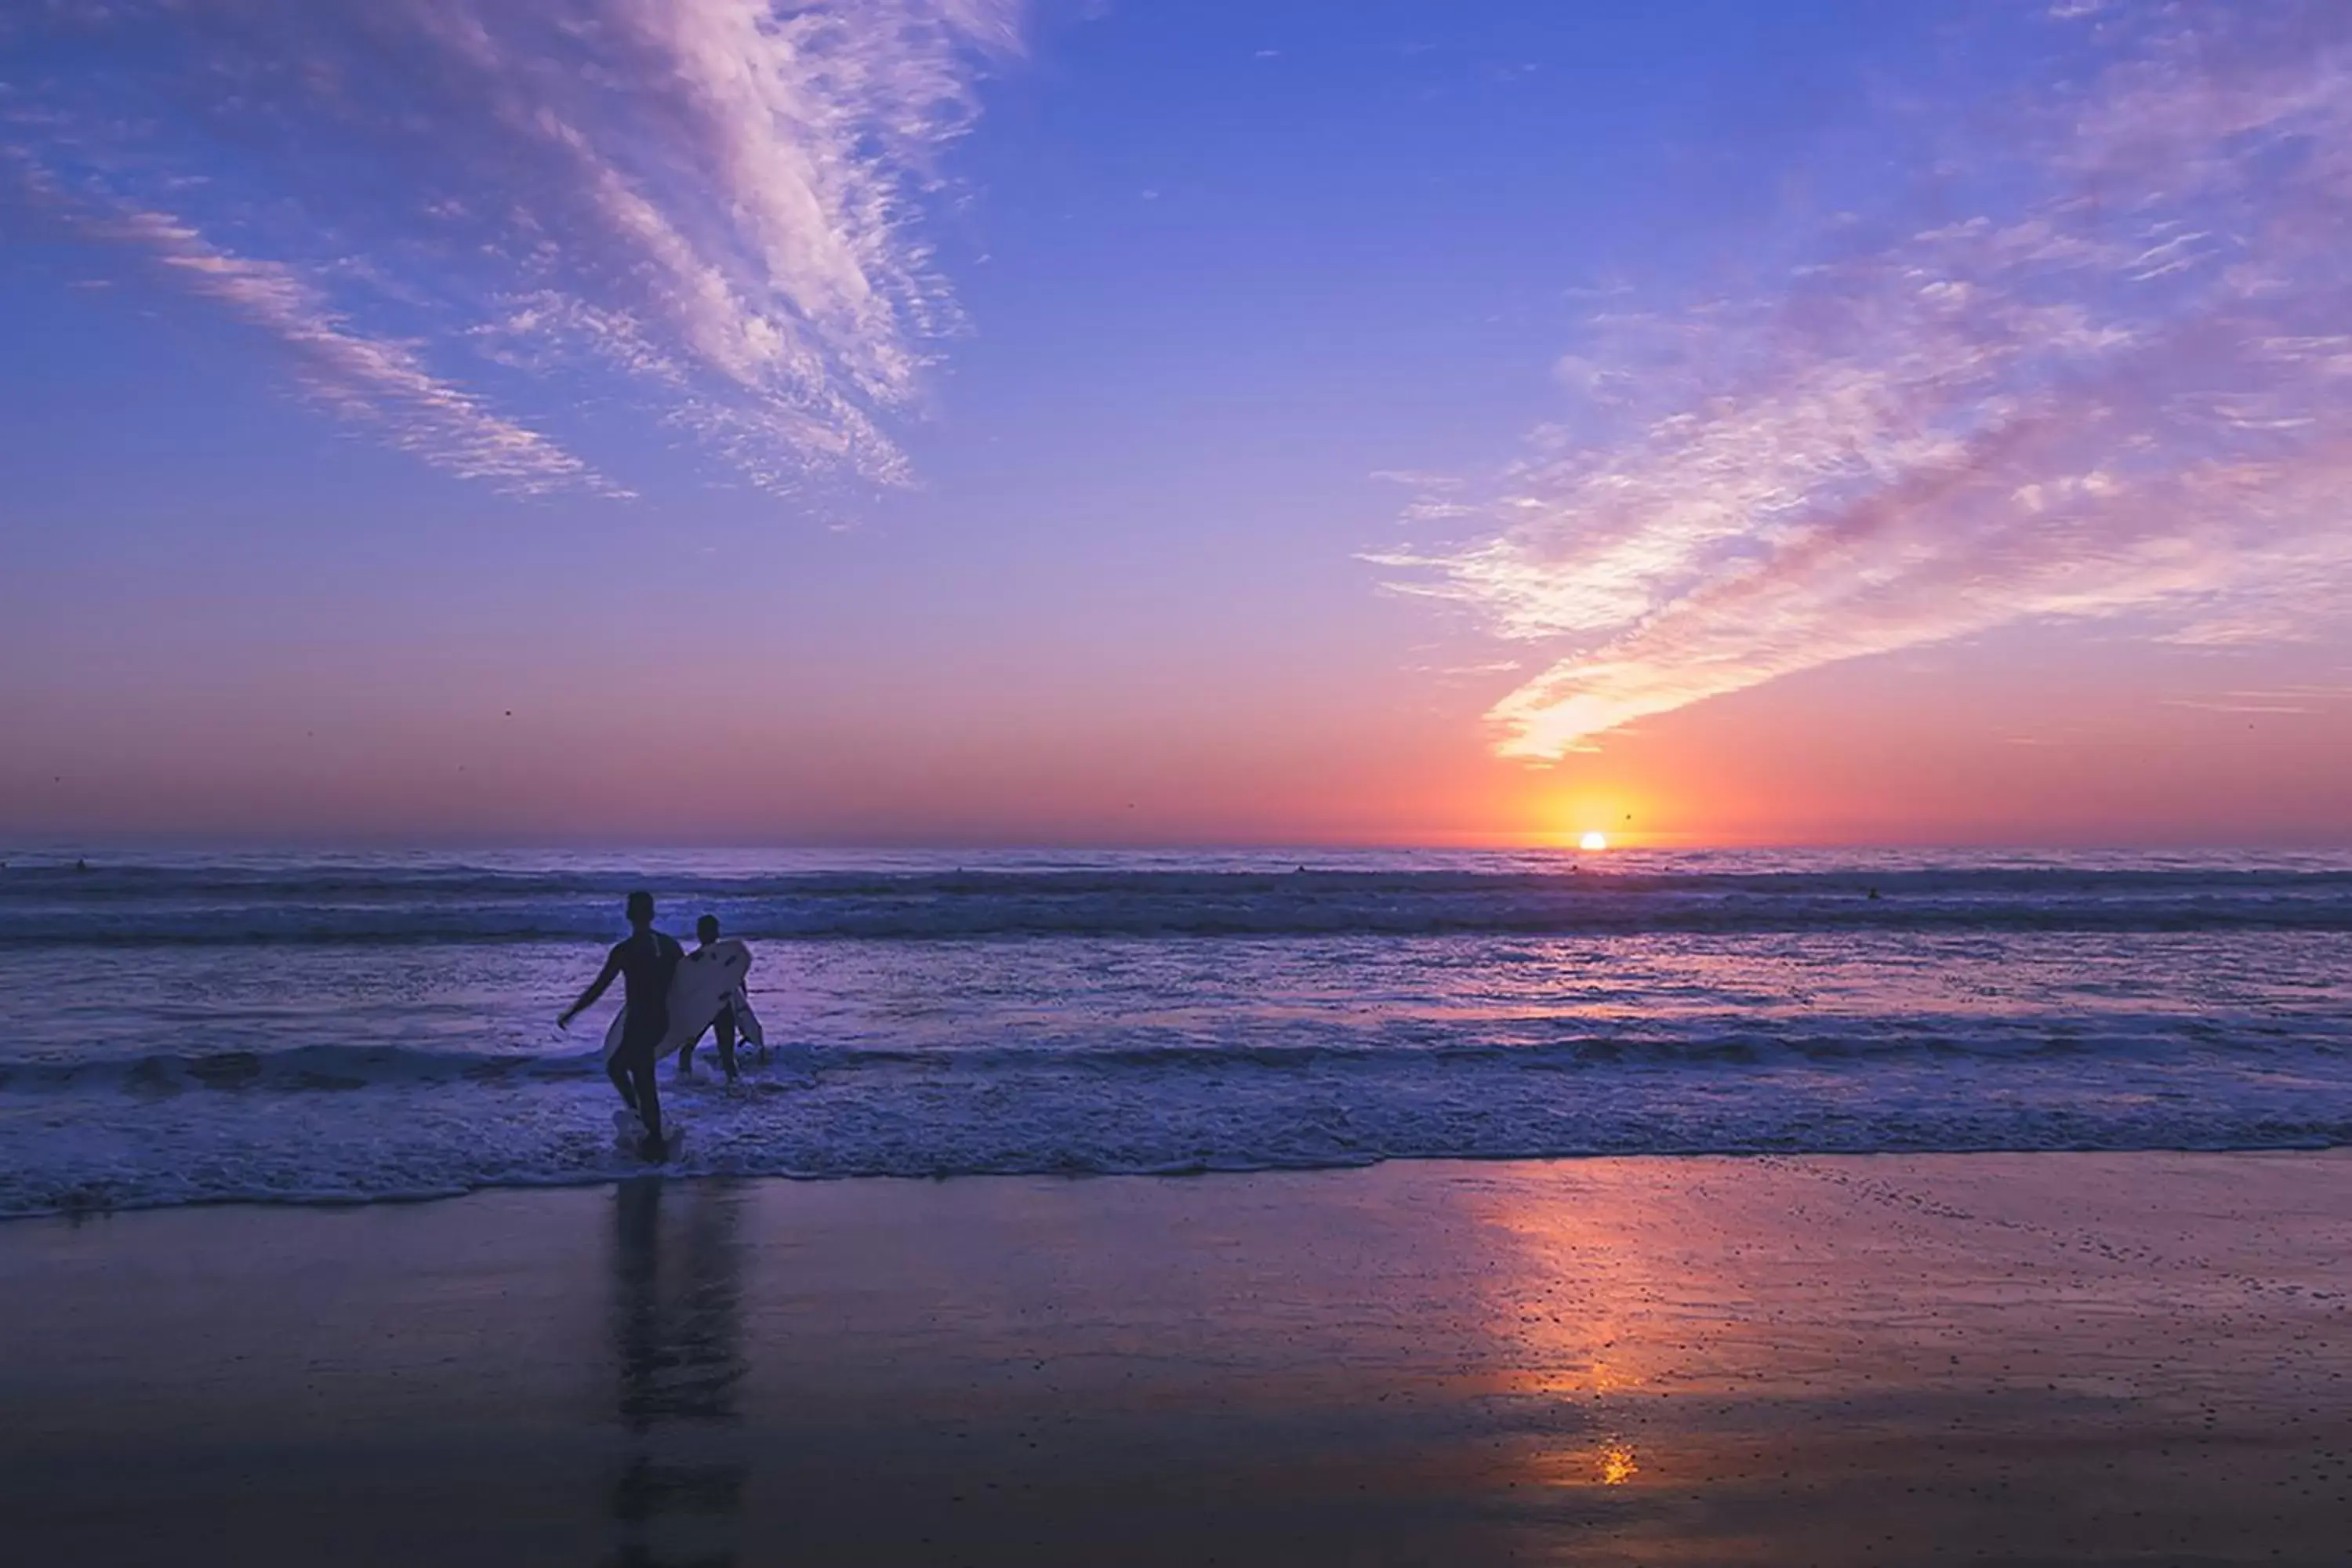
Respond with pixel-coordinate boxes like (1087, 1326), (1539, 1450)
(10, 1137), (2352, 1225)
(6, 1149), (2350, 1564)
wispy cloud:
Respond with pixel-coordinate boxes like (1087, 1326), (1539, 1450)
(1, 0), (1019, 494)
(89, 198), (618, 495)
(2162, 682), (2352, 715)
(1380, 2), (2352, 759)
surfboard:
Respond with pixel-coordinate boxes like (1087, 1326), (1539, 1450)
(601, 938), (753, 1064)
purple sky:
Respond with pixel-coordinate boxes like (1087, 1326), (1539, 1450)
(3, 1), (2349, 846)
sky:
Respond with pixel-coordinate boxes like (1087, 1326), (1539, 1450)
(2, 0), (2349, 848)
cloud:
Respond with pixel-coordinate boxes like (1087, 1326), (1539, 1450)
(0, 0), (1019, 495)
(100, 199), (619, 495)
(1379, 2), (2352, 759)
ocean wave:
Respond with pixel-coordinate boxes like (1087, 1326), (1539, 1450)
(4, 851), (2347, 1217)
(3, 1038), (2348, 1218)
(0, 1018), (2309, 1099)
(8, 864), (2352, 943)
(0, 1044), (608, 1094)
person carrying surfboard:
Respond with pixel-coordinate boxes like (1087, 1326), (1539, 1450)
(557, 890), (684, 1158)
(677, 913), (757, 1083)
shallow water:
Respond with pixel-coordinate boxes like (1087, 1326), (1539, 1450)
(2, 847), (2349, 1214)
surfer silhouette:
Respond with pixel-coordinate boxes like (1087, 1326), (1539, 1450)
(559, 891), (684, 1157)
(677, 914), (746, 1084)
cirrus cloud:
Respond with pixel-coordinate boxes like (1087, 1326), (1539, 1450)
(2, 0), (1021, 495)
(1380, 1), (2352, 759)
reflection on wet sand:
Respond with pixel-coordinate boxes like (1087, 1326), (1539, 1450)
(1599, 1443), (1640, 1486)
(6, 1156), (2344, 1566)
(608, 1178), (747, 1567)
(1458, 1156), (2352, 1563)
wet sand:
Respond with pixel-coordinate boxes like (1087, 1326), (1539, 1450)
(5, 1152), (2350, 1565)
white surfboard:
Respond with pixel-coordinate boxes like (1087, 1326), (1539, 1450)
(601, 938), (753, 1064)
(733, 988), (765, 1048)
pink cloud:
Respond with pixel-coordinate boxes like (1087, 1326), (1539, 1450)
(104, 203), (619, 495)
(2, 0), (1020, 493)
(1381, 2), (2352, 759)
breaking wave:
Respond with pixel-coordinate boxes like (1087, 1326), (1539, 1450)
(6, 856), (2352, 944)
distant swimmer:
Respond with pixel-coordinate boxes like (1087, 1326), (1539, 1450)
(677, 914), (761, 1083)
(559, 890), (684, 1159)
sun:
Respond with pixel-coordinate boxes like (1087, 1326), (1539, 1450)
(1578, 831), (1609, 852)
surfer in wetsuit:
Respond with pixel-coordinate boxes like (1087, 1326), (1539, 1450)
(558, 890), (683, 1156)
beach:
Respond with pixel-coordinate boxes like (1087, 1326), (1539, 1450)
(16, 4), (2352, 1562)
(7, 1151), (2349, 1565)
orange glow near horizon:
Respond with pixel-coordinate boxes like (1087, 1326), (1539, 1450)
(5, 625), (2350, 847)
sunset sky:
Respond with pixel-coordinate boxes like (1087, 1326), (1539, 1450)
(4, 0), (2349, 848)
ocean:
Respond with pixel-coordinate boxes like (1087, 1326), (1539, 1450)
(2, 847), (2348, 1217)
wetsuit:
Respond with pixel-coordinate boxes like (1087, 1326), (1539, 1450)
(606, 928), (683, 1138)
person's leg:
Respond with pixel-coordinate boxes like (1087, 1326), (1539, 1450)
(677, 1023), (699, 1077)
(607, 1052), (640, 1114)
(626, 1041), (663, 1146)
(715, 1012), (739, 1083)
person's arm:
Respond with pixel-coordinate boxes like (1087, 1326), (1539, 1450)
(558, 949), (625, 1029)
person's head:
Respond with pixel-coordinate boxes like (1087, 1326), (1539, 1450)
(696, 914), (720, 944)
(625, 890), (655, 930)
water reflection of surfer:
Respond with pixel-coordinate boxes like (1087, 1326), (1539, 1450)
(608, 1178), (748, 1566)
(559, 890), (684, 1157)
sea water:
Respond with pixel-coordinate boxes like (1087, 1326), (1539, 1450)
(2, 847), (2348, 1216)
